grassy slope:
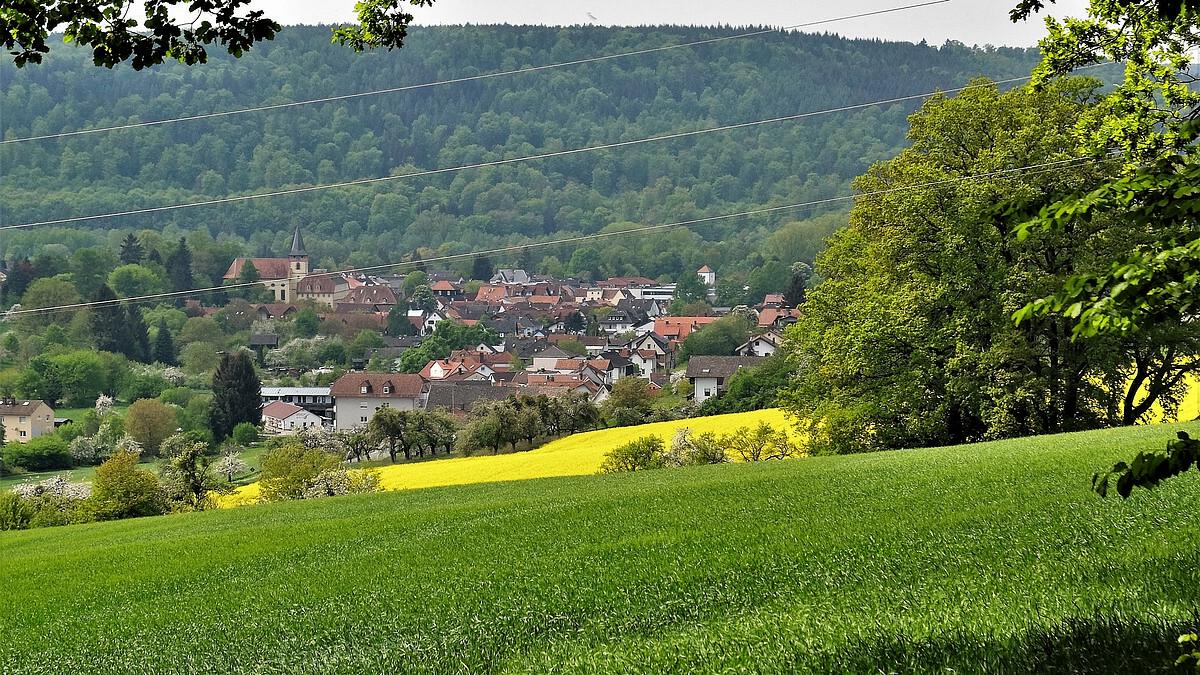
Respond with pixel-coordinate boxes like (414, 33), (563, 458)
(225, 409), (794, 504)
(2, 422), (1199, 674)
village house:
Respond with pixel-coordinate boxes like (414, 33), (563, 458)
(686, 356), (767, 404)
(0, 398), (54, 442)
(330, 373), (426, 431)
(261, 401), (324, 434)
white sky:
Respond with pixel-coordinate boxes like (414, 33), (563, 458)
(247, 0), (1091, 48)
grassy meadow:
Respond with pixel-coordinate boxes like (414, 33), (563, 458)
(2, 421), (1198, 673)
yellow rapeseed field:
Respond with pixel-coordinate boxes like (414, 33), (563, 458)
(220, 409), (795, 506)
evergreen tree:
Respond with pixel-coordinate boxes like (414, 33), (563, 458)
(1, 257), (34, 305)
(165, 237), (194, 296)
(122, 303), (152, 363)
(152, 319), (176, 365)
(471, 255), (494, 281)
(118, 233), (144, 265)
(783, 263), (812, 308)
(88, 284), (126, 354)
(209, 351), (262, 442)
(386, 300), (415, 336)
(564, 311), (585, 333)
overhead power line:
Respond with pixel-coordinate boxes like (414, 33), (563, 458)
(4, 74), (1035, 232)
(7, 152), (1111, 319)
(0, 0), (951, 146)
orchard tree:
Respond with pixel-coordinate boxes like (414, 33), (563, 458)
(160, 438), (225, 510)
(208, 350), (261, 442)
(214, 451), (249, 483)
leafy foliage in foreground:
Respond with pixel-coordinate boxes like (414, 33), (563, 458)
(3, 422), (1198, 674)
(1093, 430), (1200, 498)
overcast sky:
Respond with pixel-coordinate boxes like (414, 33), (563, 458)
(247, 0), (1091, 48)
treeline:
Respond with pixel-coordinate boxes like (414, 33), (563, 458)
(0, 25), (1053, 283)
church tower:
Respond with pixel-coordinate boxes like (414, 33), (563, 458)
(288, 228), (309, 278)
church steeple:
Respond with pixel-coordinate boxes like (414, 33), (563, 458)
(288, 228), (308, 278)
(290, 228), (307, 257)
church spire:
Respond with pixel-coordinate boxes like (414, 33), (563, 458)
(290, 228), (307, 257)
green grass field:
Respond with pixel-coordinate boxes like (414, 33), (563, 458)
(2, 422), (1199, 674)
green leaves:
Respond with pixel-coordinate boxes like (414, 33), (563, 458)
(331, 0), (434, 53)
(1092, 430), (1200, 497)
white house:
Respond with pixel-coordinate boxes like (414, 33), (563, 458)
(685, 356), (766, 404)
(261, 401), (324, 434)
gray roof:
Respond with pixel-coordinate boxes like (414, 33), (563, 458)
(261, 386), (331, 397)
(425, 382), (513, 412)
(685, 355), (767, 379)
(290, 228), (306, 256)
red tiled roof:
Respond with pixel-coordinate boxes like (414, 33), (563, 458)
(262, 401), (304, 420)
(329, 373), (424, 398)
(431, 280), (457, 291)
(653, 317), (718, 339)
(224, 258), (292, 281)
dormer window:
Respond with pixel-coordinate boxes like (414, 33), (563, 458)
(382, 386), (391, 394)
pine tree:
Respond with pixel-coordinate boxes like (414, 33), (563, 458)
(471, 255), (493, 281)
(122, 303), (152, 363)
(118, 233), (144, 265)
(152, 319), (176, 365)
(165, 237), (194, 296)
(209, 351), (261, 442)
(89, 284), (126, 354)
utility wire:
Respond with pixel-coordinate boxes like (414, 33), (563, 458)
(0, 0), (951, 146)
(4, 74), (1036, 232)
(6, 152), (1111, 318)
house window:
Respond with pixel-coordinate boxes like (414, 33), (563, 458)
(360, 403), (368, 409)
(19, 430), (26, 437)
(704, 389), (712, 397)
(361, 385), (368, 394)
(360, 416), (367, 423)
(18, 417), (25, 423)
(382, 386), (391, 394)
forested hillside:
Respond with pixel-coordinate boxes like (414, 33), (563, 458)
(0, 25), (1048, 285)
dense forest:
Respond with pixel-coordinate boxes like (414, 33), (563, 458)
(0, 25), (1060, 287)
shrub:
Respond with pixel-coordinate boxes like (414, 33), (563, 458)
(723, 423), (800, 461)
(599, 435), (666, 473)
(231, 422), (260, 446)
(121, 374), (170, 402)
(88, 449), (167, 520)
(664, 428), (728, 467)
(0, 491), (32, 531)
(11, 474), (92, 528)
(158, 386), (196, 407)
(258, 440), (340, 502)
(2, 436), (72, 472)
